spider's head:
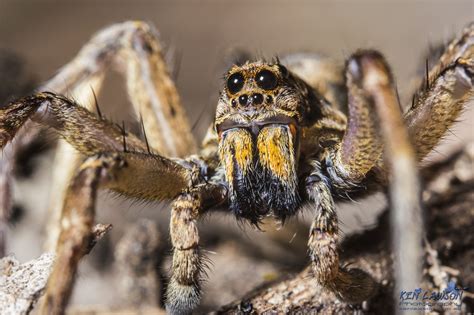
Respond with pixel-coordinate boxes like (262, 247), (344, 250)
(215, 61), (319, 225)
(215, 60), (317, 133)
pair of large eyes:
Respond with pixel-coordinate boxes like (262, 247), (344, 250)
(227, 69), (278, 94)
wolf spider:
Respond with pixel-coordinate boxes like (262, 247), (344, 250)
(0, 21), (472, 314)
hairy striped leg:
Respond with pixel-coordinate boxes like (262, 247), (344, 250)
(311, 52), (387, 301)
(366, 23), (474, 184)
(166, 192), (203, 315)
(166, 177), (226, 315)
(0, 93), (195, 199)
(314, 24), (471, 187)
(354, 53), (423, 310)
(46, 20), (196, 249)
(306, 166), (377, 302)
(324, 52), (384, 187)
(404, 23), (473, 162)
(377, 25), (472, 309)
(0, 93), (198, 313)
(44, 77), (105, 252)
(316, 51), (422, 305)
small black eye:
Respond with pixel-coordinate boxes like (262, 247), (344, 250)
(227, 72), (245, 94)
(238, 94), (248, 106)
(251, 93), (263, 105)
(255, 69), (278, 90)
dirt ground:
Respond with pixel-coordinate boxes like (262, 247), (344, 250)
(0, 0), (472, 312)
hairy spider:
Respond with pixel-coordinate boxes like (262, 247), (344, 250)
(0, 21), (472, 314)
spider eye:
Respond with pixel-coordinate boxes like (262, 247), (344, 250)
(255, 69), (278, 90)
(227, 72), (245, 94)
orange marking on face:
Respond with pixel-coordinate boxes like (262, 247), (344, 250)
(218, 129), (253, 185)
(233, 131), (253, 173)
(257, 126), (295, 182)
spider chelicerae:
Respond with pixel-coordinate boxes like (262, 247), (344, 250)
(0, 21), (472, 314)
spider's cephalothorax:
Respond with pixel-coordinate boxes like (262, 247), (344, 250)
(215, 61), (323, 224)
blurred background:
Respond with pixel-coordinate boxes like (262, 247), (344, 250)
(0, 0), (472, 312)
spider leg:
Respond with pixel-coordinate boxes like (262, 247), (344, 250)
(403, 22), (473, 162)
(40, 154), (123, 314)
(166, 192), (202, 315)
(0, 44), (104, 258)
(305, 164), (377, 303)
(368, 23), (473, 184)
(319, 51), (423, 303)
(43, 20), (196, 251)
(45, 74), (106, 251)
(322, 52), (385, 188)
(352, 52), (423, 302)
(166, 182), (226, 315)
(0, 93), (195, 200)
(43, 20), (196, 157)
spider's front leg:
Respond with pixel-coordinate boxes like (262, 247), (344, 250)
(166, 192), (203, 314)
(305, 164), (377, 303)
(320, 51), (422, 302)
(324, 51), (384, 188)
(0, 92), (195, 200)
(166, 184), (226, 315)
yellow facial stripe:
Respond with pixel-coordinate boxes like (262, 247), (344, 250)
(218, 129), (254, 186)
(233, 131), (253, 173)
(257, 126), (296, 184)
